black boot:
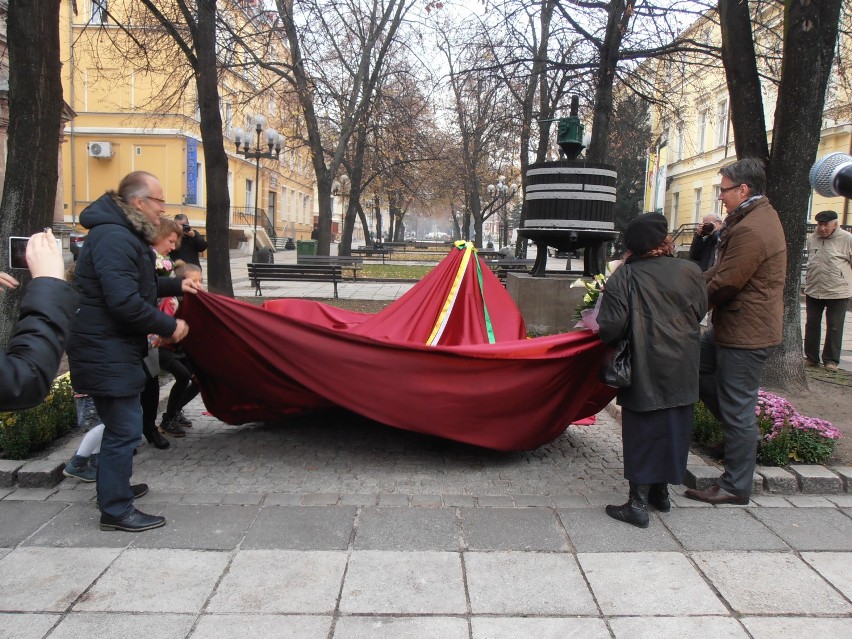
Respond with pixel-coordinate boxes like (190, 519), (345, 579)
(605, 482), (650, 528)
(159, 413), (186, 438)
(143, 422), (170, 449)
(648, 483), (671, 512)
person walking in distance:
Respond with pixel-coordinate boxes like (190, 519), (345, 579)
(803, 210), (852, 372)
(685, 158), (786, 506)
(67, 171), (201, 532)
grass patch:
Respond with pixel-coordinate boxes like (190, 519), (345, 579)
(361, 264), (434, 279)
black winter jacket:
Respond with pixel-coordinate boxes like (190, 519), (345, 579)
(169, 231), (207, 267)
(597, 255), (707, 412)
(688, 230), (720, 272)
(68, 193), (183, 396)
(0, 278), (78, 410)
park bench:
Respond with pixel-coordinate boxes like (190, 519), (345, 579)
(484, 258), (535, 284)
(247, 263), (342, 298)
(351, 247), (393, 263)
(295, 255), (364, 279)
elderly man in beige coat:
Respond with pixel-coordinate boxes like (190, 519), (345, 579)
(803, 210), (852, 372)
(685, 158), (787, 506)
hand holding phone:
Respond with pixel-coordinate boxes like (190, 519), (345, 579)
(8, 230), (66, 279)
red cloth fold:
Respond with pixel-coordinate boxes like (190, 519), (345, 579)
(179, 246), (614, 450)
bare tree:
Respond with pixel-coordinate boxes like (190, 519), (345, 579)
(719, 0), (844, 389)
(139, 0), (234, 295)
(0, 0), (64, 345)
(244, 0), (416, 256)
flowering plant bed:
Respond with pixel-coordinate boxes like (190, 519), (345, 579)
(0, 374), (76, 459)
(755, 390), (840, 466)
(692, 390), (840, 466)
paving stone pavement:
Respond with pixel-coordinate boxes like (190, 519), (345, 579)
(2, 249), (851, 636)
(2, 400), (852, 637)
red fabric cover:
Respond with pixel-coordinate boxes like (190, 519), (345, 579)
(178, 246), (615, 450)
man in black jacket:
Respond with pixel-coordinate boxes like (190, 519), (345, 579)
(169, 213), (208, 268)
(688, 213), (723, 272)
(0, 230), (77, 411)
(68, 171), (200, 533)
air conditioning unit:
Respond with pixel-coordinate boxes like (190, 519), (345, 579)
(88, 142), (113, 158)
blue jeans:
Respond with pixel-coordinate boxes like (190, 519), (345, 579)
(699, 330), (772, 498)
(91, 394), (142, 519)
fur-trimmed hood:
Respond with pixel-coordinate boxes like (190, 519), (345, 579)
(79, 191), (158, 244)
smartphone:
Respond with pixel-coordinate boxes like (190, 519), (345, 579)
(8, 236), (28, 269)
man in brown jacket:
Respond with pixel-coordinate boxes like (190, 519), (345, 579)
(685, 158), (787, 505)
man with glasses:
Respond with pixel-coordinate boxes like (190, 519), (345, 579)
(685, 158), (786, 506)
(68, 171), (201, 532)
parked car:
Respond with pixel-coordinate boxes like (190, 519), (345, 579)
(69, 231), (86, 259)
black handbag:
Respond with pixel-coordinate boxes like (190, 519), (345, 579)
(599, 267), (633, 389)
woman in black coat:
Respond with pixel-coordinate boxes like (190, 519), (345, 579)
(597, 213), (707, 528)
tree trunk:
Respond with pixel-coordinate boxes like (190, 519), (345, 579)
(194, 0), (233, 296)
(586, 0), (631, 163)
(761, 0), (843, 390)
(0, 0), (63, 346)
(718, 0), (769, 163)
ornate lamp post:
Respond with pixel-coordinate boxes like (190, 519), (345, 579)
(487, 175), (519, 248)
(233, 115), (282, 260)
(331, 174), (349, 243)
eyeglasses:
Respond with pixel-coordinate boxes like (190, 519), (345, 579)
(718, 184), (742, 193)
(146, 196), (166, 204)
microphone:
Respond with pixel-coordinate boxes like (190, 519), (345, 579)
(810, 152), (852, 198)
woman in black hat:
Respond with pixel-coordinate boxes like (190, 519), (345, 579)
(597, 213), (708, 528)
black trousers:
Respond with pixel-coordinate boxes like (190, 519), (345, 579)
(804, 296), (848, 365)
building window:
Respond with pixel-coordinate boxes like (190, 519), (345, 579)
(672, 192), (680, 226)
(676, 122), (685, 161)
(246, 179), (254, 212)
(715, 98), (729, 147)
(694, 188), (702, 223)
(697, 109), (708, 154)
(223, 103), (233, 134)
(91, 0), (107, 24)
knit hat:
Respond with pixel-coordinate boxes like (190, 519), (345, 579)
(815, 210), (838, 222)
(624, 213), (669, 255)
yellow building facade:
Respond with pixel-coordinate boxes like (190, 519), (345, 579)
(58, 0), (316, 247)
(642, 7), (851, 231)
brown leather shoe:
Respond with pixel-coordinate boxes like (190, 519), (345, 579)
(683, 484), (749, 505)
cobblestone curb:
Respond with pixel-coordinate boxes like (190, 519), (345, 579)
(605, 401), (850, 495)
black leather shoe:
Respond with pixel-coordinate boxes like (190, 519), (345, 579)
(132, 483), (149, 499)
(684, 484), (749, 505)
(100, 509), (165, 532)
(143, 423), (170, 449)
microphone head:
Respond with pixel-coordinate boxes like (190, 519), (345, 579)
(810, 152), (852, 197)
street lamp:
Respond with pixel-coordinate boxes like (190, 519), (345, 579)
(331, 174), (349, 242)
(487, 175), (519, 248)
(233, 115), (282, 260)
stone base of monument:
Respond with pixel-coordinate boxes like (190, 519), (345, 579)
(505, 272), (591, 335)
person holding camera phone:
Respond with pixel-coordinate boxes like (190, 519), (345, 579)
(0, 229), (78, 411)
(168, 213), (207, 269)
(689, 213), (723, 272)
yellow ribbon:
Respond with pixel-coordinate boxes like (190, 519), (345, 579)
(426, 241), (474, 345)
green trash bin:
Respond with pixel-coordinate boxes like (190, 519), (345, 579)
(296, 239), (318, 256)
